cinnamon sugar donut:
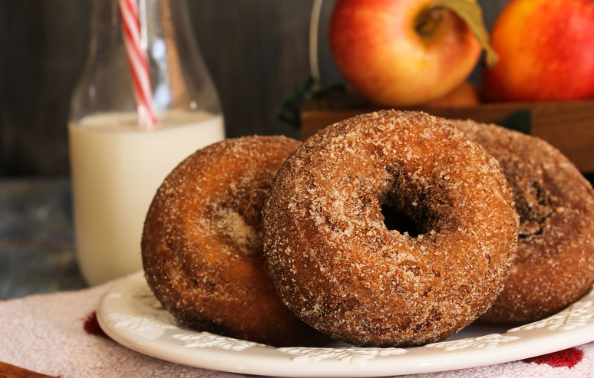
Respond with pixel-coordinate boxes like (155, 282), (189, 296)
(263, 110), (519, 347)
(453, 120), (594, 324)
(142, 136), (320, 346)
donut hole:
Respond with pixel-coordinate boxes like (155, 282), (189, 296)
(380, 203), (421, 237)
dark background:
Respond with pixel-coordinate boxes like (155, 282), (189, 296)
(1, 0), (511, 176)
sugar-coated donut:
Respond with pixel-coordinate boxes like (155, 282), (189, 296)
(263, 110), (519, 347)
(142, 136), (321, 346)
(453, 120), (594, 324)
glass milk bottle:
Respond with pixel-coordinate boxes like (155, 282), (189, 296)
(69, 0), (225, 286)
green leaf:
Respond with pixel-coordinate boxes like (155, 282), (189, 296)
(429, 0), (499, 67)
(276, 75), (345, 128)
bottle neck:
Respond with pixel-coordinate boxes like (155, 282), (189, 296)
(88, 0), (193, 58)
(88, 0), (121, 61)
(72, 0), (221, 121)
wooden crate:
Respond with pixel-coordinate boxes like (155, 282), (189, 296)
(301, 94), (594, 173)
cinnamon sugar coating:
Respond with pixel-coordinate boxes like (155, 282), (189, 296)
(453, 120), (594, 324)
(142, 136), (321, 346)
(263, 111), (519, 347)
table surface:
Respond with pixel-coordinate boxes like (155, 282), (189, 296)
(2, 174), (594, 300)
(0, 178), (87, 299)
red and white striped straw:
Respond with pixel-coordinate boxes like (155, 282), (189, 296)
(118, 0), (157, 130)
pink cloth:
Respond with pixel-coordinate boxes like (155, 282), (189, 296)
(0, 281), (593, 378)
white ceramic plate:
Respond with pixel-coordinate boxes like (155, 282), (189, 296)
(98, 271), (594, 377)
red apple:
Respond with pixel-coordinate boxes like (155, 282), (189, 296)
(483, 0), (594, 102)
(329, 0), (482, 107)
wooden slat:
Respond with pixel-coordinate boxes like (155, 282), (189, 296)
(0, 361), (58, 378)
(301, 97), (594, 173)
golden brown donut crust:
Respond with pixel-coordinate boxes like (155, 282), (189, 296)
(453, 120), (594, 324)
(263, 111), (519, 347)
(142, 136), (320, 346)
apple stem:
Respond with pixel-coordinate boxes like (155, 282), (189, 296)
(415, 8), (444, 37)
(428, 0), (499, 67)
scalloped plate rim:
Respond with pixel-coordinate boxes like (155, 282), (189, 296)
(97, 271), (594, 377)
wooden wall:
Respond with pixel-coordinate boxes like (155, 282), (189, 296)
(0, 0), (509, 176)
